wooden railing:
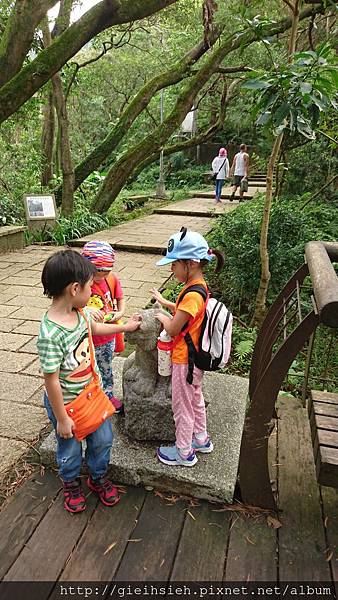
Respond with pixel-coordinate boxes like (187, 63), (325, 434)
(238, 241), (338, 510)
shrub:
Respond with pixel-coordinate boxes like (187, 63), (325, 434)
(207, 193), (337, 317)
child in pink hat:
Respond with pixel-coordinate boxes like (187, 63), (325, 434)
(82, 240), (125, 414)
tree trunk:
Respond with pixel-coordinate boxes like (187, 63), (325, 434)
(52, 74), (75, 216)
(251, 132), (284, 328)
(251, 0), (303, 326)
(0, 0), (181, 125)
(42, 17), (74, 215)
(41, 89), (55, 186)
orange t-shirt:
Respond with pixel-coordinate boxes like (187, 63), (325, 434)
(172, 278), (207, 365)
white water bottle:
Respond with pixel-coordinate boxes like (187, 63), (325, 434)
(157, 329), (172, 377)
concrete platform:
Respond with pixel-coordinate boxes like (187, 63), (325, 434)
(40, 358), (248, 503)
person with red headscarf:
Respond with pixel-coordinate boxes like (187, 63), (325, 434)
(211, 147), (229, 203)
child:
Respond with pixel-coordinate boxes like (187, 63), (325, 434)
(82, 241), (125, 414)
(151, 228), (224, 467)
(37, 249), (141, 513)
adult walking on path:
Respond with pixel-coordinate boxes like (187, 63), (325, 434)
(211, 147), (229, 204)
(230, 144), (249, 202)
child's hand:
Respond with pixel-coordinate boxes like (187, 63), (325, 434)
(111, 310), (124, 322)
(150, 287), (165, 304)
(89, 308), (105, 322)
(57, 415), (74, 439)
(124, 314), (142, 332)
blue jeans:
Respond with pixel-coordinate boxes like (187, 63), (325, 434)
(94, 339), (115, 396)
(215, 179), (224, 200)
(44, 393), (113, 482)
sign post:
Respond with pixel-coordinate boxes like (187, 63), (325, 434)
(23, 194), (57, 232)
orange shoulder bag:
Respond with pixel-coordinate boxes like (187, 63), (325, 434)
(65, 309), (115, 441)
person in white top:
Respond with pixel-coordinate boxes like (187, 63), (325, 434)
(230, 144), (249, 202)
(211, 147), (230, 204)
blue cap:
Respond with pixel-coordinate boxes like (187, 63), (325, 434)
(156, 229), (214, 266)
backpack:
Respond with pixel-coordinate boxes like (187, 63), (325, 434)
(176, 284), (233, 384)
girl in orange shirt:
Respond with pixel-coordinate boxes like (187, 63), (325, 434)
(151, 228), (224, 467)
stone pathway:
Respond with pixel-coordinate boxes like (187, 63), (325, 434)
(0, 185), (263, 482)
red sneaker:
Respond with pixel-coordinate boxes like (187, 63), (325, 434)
(87, 475), (120, 507)
(107, 393), (124, 414)
(63, 479), (86, 513)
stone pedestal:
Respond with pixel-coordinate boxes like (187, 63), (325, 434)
(122, 307), (175, 441)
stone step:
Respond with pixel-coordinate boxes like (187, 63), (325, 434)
(40, 358), (248, 504)
(191, 191), (254, 200)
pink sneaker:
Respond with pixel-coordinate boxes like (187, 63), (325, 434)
(107, 393), (124, 414)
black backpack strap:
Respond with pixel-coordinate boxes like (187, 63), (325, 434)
(177, 284), (208, 384)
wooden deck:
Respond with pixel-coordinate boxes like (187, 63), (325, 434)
(0, 398), (337, 596)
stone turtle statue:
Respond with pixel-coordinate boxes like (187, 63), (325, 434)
(122, 305), (175, 441)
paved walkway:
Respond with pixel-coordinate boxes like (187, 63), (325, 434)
(0, 187), (263, 483)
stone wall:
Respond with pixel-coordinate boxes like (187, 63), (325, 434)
(0, 226), (26, 253)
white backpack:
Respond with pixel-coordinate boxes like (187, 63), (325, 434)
(177, 285), (233, 383)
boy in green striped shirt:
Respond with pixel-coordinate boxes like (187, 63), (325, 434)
(37, 250), (141, 513)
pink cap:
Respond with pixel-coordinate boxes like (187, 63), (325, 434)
(219, 147), (227, 157)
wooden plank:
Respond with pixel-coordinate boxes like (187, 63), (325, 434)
(314, 402), (338, 418)
(171, 500), (231, 581)
(278, 397), (331, 580)
(57, 486), (146, 581)
(321, 487), (338, 597)
(4, 485), (97, 584)
(318, 429), (338, 449)
(312, 391), (338, 406)
(225, 423), (278, 581)
(114, 491), (186, 581)
(315, 414), (338, 433)
(226, 515), (277, 581)
(318, 447), (338, 488)
(0, 471), (60, 579)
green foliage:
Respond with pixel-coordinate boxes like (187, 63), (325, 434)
(282, 135), (338, 199)
(242, 43), (337, 139)
(226, 322), (257, 376)
(207, 193), (337, 316)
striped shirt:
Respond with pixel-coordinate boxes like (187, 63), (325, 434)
(37, 308), (101, 404)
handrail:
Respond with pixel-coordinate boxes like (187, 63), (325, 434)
(305, 241), (338, 328)
(239, 241), (338, 511)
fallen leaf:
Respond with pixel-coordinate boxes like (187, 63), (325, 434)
(324, 517), (329, 528)
(187, 510), (196, 521)
(208, 522), (222, 528)
(244, 535), (256, 546)
(103, 542), (117, 556)
(325, 550), (333, 562)
(267, 515), (282, 529)
(160, 559), (165, 568)
(127, 538), (142, 543)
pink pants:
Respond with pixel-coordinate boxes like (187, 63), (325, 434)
(172, 363), (207, 450)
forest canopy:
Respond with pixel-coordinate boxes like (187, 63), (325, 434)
(0, 0), (336, 219)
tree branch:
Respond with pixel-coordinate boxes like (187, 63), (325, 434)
(0, 0), (181, 124)
(91, 3), (326, 213)
(0, 0), (58, 88)
(63, 20), (227, 194)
